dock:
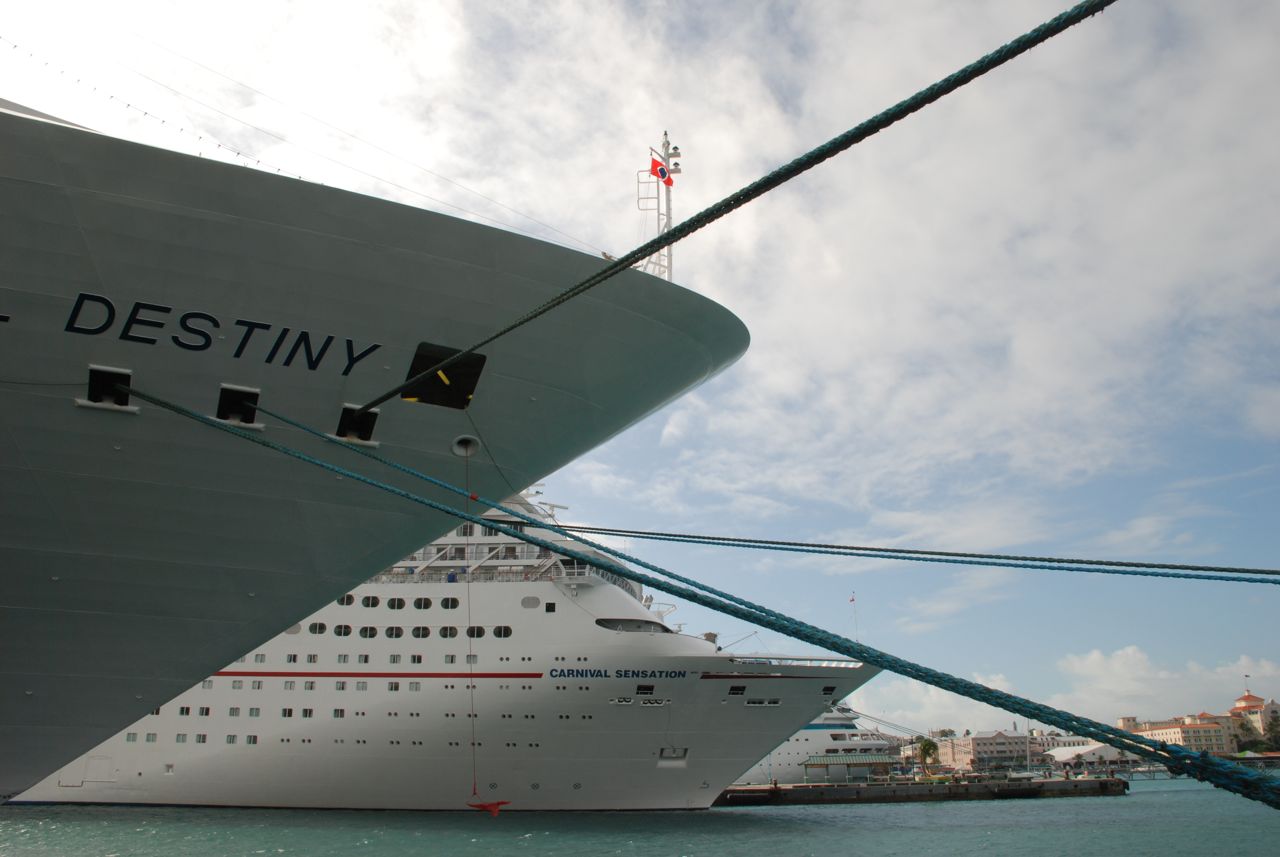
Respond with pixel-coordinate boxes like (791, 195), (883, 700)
(715, 777), (1128, 806)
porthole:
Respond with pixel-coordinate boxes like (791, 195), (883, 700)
(361, 596), (380, 608)
(440, 626), (458, 639)
(359, 626), (377, 639)
(494, 626), (513, 638)
(467, 626), (485, 639)
(333, 625), (352, 637)
(412, 626), (431, 639)
(387, 598), (405, 610)
(385, 626), (404, 639)
(337, 594), (355, 606)
(441, 597), (460, 610)
(308, 622), (327, 635)
(414, 597), (432, 610)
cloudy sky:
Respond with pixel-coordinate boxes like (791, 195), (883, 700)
(5, 0), (1276, 734)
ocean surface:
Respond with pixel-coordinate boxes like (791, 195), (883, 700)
(1, 779), (1276, 857)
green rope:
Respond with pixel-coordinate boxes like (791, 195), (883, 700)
(356, 0), (1120, 414)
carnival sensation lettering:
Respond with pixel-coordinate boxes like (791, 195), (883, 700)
(547, 668), (688, 679)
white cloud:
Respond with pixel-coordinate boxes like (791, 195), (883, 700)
(849, 647), (1280, 734)
(1047, 646), (1280, 724)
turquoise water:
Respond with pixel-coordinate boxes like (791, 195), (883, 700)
(2, 780), (1276, 856)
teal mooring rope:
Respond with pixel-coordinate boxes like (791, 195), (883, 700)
(123, 386), (1280, 810)
(356, 0), (1121, 414)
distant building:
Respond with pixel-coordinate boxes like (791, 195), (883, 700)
(1134, 721), (1234, 755)
(1229, 692), (1280, 737)
(1115, 688), (1280, 757)
(933, 730), (1051, 771)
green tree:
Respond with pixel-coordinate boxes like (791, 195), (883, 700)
(1264, 715), (1280, 751)
(918, 738), (940, 774)
(1236, 717), (1265, 752)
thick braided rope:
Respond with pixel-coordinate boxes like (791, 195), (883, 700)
(358, 0), (1120, 413)
(133, 390), (1277, 807)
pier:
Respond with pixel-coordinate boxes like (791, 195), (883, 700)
(715, 778), (1128, 806)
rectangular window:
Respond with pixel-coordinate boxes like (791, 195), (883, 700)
(179, 706), (191, 716)
(231, 680), (243, 690)
(304, 681), (316, 691)
(226, 735), (237, 745)
(411, 654), (423, 664)
(636, 685), (655, 696)
(229, 707), (240, 717)
(358, 654), (370, 664)
(249, 708), (260, 718)
(466, 654), (478, 664)
(283, 680), (296, 691)
(252, 680), (263, 690)
(390, 654), (401, 664)
(196, 734), (207, 744)
(286, 654), (298, 664)
(201, 680), (214, 690)
(198, 707), (210, 717)
(246, 735), (258, 745)
(281, 708), (293, 718)
(409, 682), (422, 692)
(254, 654), (266, 664)
(388, 681), (400, 692)
(335, 681), (347, 691)
(306, 654), (318, 664)
(338, 654), (349, 664)
(445, 655), (457, 664)
(356, 681), (368, 691)
(176, 733), (188, 744)
(728, 686), (746, 696)
(302, 709), (313, 719)
(145, 733), (157, 743)
(333, 709), (346, 719)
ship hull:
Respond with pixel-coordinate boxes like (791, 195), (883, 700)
(0, 106), (749, 797)
(16, 577), (878, 810)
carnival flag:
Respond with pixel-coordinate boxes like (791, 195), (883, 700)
(650, 158), (673, 187)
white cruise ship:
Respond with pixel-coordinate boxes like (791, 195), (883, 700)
(0, 100), (750, 798)
(737, 703), (897, 785)
(16, 497), (879, 810)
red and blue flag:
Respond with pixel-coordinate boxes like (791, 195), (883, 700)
(650, 158), (673, 187)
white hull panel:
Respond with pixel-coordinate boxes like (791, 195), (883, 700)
(0, 105), (749, 797)
(18, 573), (879, 810)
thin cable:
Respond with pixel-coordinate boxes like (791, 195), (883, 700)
(554, 524), (1280, 579)
(356, 0), (1120, 415)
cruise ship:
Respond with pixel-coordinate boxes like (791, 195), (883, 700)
(0, 100), (750, 798)
(737, 703), (897, 785)
(16, 497), (879, 810)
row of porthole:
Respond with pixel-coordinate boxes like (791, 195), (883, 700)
(336, 595), (459, 610)
(309, 623), (513, 639)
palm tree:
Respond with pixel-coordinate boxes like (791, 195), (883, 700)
(918, 738), (940, 774)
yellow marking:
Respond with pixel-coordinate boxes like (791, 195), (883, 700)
(403, 396), (420, 402)
(436, 370), (451, 385)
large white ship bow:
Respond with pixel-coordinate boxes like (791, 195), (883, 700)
(0, 103), (749, 798)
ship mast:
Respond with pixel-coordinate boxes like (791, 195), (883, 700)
(637, 131), (682, 281)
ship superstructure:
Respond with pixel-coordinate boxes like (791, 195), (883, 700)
(0, 102), (749, 797)
(17, 498), (879, 810)
(737, 703), (897, 785)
